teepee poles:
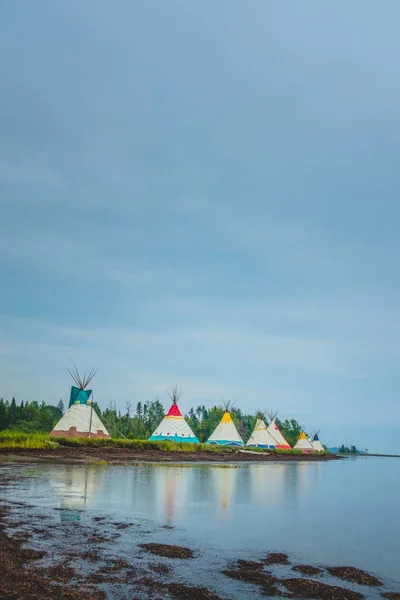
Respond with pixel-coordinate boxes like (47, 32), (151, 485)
(67, 361), (98, 390)
(166, 384), (183, 405)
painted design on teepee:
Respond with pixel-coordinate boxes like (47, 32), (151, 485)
(247, 411), (277, 449)
(206, 400), (244, 446)
(50, 363), (110, 439)
(266, 409), (291, 449)
(294, 431), (315, 452)
(311, 431), (325, 452)
(148, 385), (199, 443)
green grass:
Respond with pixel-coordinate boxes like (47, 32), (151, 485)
(0, 431), (328, 455)
(55, 437), (238, 452)
(0, 432), (232, 452)
(0, 431), (58, 450)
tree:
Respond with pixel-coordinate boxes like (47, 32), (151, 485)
(278, 418), (303, 448)
(9, 397), (17, 424)
(57, 399), (65, 415)
(0, 399), (7, 430)
(338, 445), (359, 454)
(186, 408), (199, 434)
(146, 399), (165, 435)
(136, 401), (142, 420)
(125, 399), (132, 419)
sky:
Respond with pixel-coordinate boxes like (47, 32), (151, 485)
(0, 1), (399, 453)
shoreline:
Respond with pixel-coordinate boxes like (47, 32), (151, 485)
(1, 467), (398, 600)
(0, 446), (341, 464)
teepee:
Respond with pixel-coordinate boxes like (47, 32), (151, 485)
(311, 431), (325, 452)
(50, 363), (110, 439)
(206, 400), (244, 446)
(294, 431), (315, 452)
(247, 411), (277, 449)
(266, 410), (291, 449)
(148, 385), (199, 443)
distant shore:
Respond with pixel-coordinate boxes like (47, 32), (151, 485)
(0, 446), (340, 464)
(347, 453), (400, 459)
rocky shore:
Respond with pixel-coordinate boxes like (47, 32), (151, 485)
(1, 465), (399, 600)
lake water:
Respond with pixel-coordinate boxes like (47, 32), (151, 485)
(2, 456), (400, 597)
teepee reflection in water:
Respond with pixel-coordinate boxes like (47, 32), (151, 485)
(153, 466), (189, 526)
(249, 463), (285, 508)
(212, 466), (238, 519)
(51, 465), (103, 522)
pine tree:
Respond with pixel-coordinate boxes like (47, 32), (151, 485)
(0, 399), (7, 431)
(136, 401), (143, 420)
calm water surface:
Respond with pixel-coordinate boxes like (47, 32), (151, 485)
(3, 456), (400, 590)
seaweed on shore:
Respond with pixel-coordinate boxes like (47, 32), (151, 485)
(327, 566), (382, 587)
(293, 565), (323, 576)
(43, 563), (77, 584)
(281, 577), (364, 599)
(223, 559), (282, 597)
(263, 552), (290, 565)
(148, 561), (173, 575)
(0, 469), (396, 600)
(139, 543), (194, 559)
(0, 508), (105, 600)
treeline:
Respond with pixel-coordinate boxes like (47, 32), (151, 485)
(0, 398), (64, 433)
(0, 397), (303, 446)
(338, 445), (361, 454)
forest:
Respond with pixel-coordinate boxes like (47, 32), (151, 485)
(0, 396), (305, 446)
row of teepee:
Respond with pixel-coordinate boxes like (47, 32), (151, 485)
(49, 367), (326, 452)
(148, 395), (325, 452)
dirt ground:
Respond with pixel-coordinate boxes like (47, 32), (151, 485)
(0, 446), (340, 464)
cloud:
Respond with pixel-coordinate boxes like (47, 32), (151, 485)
(1, 0), (400, 454)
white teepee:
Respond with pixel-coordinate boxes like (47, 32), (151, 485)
(311, 431), (325, 452)
(266, 410), (291, 449)
(206, 400), (244, 446)
(148, 385), (199, 443)
(50, 363), (110, 439)
(51, 405), (110, 439)
(247, 415), (277, 449)
(294, 432), (315, 452)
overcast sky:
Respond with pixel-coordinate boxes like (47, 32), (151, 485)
(1, 1), (399, 452)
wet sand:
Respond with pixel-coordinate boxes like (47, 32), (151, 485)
(0, 445), (340, 464)
(1, 466), (399, 600)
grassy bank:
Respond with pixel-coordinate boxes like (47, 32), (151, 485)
(0, 432), (57, 450)
(0, 431), (328, 455)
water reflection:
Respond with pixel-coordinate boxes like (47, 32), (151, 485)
(50, 465), (103, 521)
(249, 464), (286, 508)
(212, 467), (238, 519)
(46, 461), (318, 525)
(7, 459), (400, 584)
(154, 466), (189, 525)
